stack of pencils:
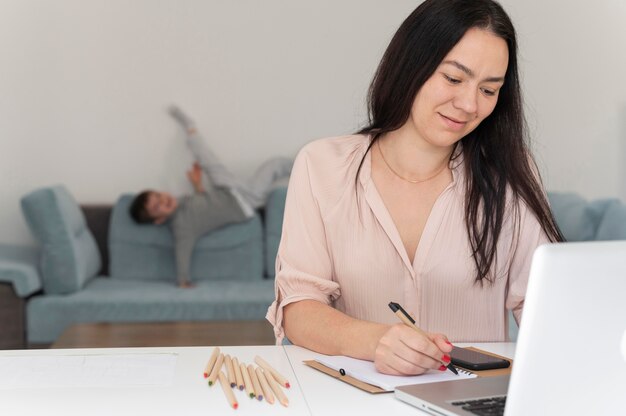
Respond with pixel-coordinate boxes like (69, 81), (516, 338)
(203, 347), (290, 410)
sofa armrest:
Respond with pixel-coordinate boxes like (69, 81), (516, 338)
(0, 244), (42, 297)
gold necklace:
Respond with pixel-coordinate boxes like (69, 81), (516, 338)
(377, 140), (448, 184)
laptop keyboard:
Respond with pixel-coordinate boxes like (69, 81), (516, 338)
(450, 395), (506, 416)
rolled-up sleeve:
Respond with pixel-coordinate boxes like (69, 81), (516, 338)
(506, 201), (551, 325)
(266, 147), (341, 344)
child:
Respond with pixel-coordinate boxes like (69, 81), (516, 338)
(129, 106), (292, 287)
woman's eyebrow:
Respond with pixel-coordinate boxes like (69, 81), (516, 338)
(442, 60), (505, 83)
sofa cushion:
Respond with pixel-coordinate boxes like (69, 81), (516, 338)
(109, 194), (264, 282)
(26, 277), (276, 343)
(20, 186), (101, 294)
(593, 199), (626, 240)
(547, 192), (599, 242)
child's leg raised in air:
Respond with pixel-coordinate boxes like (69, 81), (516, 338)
(245, 157), (293, 208)
(169, 105), (246, 190)
(168, 105), (292, 209)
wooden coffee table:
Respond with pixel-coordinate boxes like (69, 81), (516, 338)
(51, 320), (276, 348)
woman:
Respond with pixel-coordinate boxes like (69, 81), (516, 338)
(267, 0), (563, 376)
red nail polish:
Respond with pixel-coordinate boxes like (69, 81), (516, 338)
(445, 340), (452, 345)
(439, 365), (446, 371)
(442, 355), (451, 362)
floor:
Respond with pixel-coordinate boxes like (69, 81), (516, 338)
(51, 320), (277, 349)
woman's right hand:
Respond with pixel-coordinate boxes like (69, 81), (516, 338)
(374, 323), (453, 375)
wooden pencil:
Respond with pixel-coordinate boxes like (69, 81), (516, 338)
(217, 370), (238, 410)
(265, 369), (289, 407)
(232, 356), (245, 391)
(224, 354), (237, 388)
(255, 355), (290, 388)
(207, 353), (224, 386)
(255, 366), (275, 404)
(240, 362), (255, 399)
(203, 347), (220, 378)
(248, 364), (264, 401)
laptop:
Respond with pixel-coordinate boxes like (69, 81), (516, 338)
(395, 241), (626, 416)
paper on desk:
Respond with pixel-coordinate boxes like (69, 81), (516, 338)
(0, 353), (178, 388)
(315, 355), (475, 391)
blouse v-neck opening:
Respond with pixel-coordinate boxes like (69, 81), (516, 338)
(359, 143), (461, 276)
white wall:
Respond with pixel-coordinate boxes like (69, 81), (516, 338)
(1, 0), (625, 245)
(503, 0), (626, 201)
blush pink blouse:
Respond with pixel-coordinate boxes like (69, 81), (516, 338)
(266, 135), (549, 344)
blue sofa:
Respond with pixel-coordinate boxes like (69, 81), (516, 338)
(1, 187), (625, 346)
(0, 186), (284, 345)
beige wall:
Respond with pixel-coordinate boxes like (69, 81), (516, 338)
(1, 0), (625, 244)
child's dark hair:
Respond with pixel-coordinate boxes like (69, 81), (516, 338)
(129, 190), (154, 224)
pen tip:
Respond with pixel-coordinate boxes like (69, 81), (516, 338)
(448, 364), (459, 375)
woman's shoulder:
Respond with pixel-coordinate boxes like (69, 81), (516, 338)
(291, 134), (369, 209)
(295, 134), (369, 179)
(298, 134), (369, 162)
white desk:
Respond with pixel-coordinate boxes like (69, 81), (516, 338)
(0, 343), (514, 416)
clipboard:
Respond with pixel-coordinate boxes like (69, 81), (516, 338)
(303, 347), (513, 394)
(303, 359), (389, 393)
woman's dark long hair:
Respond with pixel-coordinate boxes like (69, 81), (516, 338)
(357, 0), (564, 284)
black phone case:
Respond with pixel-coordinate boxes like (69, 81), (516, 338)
(451, 355), (510, 371)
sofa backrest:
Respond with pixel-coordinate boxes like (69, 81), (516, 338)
(108, 194), (264, 282)
(547, 192), (626, 241)
(20, 186), (101, 294)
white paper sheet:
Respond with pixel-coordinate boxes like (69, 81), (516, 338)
(0, 353), (178, 388)
(315, 355), (475, 391)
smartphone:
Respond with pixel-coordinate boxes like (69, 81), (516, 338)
(450, 347), (510, 371)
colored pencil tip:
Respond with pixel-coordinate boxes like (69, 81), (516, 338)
(203, 373), (207, 378)
(448, 364), (459, 375)
(238, 385), (244, 391)
(233, 403), (238, 410)
(208, 381), (213, 386)
(286, 382), (291, 388)
(249, 393), (255, 398)
(230, 382), (236, 388)
(257, 395), (263, 401)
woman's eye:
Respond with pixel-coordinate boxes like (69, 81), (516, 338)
(481, 88), (496, 97)
(443, 74), (461, 84)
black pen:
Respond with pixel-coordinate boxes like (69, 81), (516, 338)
(388, 301), (458, 376)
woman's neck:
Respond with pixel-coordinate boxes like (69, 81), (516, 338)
(378, 129), (454, 181)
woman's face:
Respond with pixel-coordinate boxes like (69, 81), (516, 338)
(407, 27), (509, 149)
